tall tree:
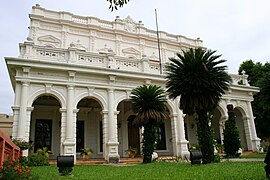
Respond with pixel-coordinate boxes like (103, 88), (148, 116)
(238, 60), (270, 141)
(130, 84), (167, 163)
(166, 48), (232, 163)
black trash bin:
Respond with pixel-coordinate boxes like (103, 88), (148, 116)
(190, 151), (203, 165)
(57, 155), (74, 175)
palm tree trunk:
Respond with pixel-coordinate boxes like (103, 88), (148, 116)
(142, 122), (156, 163)
(197, 110), (214, 164)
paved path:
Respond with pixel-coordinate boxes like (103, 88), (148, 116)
(222, 158), (264, 162)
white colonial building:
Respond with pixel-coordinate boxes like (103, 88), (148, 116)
(5, 5), (260, 163)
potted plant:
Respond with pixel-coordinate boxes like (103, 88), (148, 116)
(125, 147), (138, 158)
(80, 148), (94, 161)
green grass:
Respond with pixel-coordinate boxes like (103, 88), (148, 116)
(240, 153), (266, 159)
(30, 161), (266, 179)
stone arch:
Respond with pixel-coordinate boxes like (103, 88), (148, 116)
(28, 87), (66, 108)
(76, 97), (103, 158)
(30, 94), (62, 159)
(114, 93), (129, 110)
(165, 99), (175, 115)
(74, 91), (106, 110)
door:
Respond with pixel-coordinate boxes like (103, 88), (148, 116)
(127, 115), (140, 152)
(34, 119), (52, 152)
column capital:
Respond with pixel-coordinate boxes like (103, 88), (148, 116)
(21, 81), (30, 87)
(12, 106), (20, 111)
(114, 111), (120, 115)
(101, 110), (109, 115)
(27, 107), (34, 112)
(221, 115), (228, 121)
(59, 108), (67, 112)
(107, 88), (114, 92)
(170, 113), (178, 118)
(67, 84), (75, 89)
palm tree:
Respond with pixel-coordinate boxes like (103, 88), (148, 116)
(130, 84), (167, 163)
(166, 48), (232, 163)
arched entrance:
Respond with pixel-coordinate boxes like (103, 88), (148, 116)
(30, 95), (61, 159)
(117, 100), (138, 157)
(116, 100), (173, 157)
(76, 98), (103, 158)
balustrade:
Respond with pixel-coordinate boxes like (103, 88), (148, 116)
(20, 43), (248, 86)
(0, 130), (21, 165)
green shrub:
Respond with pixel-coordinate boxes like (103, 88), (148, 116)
(214, 154), (221, 163)
(27, 154), (49, 166)
(12, 139), (32, 151)
(223, 105), (241, 157)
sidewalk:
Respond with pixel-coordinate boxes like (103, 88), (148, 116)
(222, 158), (264, 162)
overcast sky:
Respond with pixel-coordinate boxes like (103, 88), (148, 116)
(0, 0), (269, 114)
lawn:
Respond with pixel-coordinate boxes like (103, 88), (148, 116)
(30, 161), (266, 179)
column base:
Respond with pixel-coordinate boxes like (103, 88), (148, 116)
(108, 155), (120, 163)
(62, 139), (76, 164)
(252, 138), (261, 151)
(177, 140), (190, 159)
(106, 141), (120, 163)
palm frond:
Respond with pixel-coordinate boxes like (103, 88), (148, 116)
(166, 48), (232, 114)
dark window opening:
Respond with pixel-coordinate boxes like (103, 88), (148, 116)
(34, 119), (52, 152)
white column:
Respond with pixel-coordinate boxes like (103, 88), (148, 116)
(170, 113), (179, 156)
(175, 97), (189, 158)
(101, 110), (108, 159)
(106, 89), (120, 163)
(22, 107), (34, 156)
(243, 116), (253, 150)
(11, 107), (20, 138)
(11, 82), (22, 138)
(246, 101), (260, 151)
(66, 85), (74, 140)
(17, 81), (29, 139)
(63, 85), (76, 162)
(59, 108), (67, 155)
(219, 116), (227, 143)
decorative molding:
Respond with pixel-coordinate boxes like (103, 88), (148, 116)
(69, 40), (87, 51)
(38, 35), (61, 47)
(122, 47), (140, 59)
(98, 44), (113, 54)
(123, 16), (136, 32)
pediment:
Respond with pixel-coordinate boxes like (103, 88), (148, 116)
(122, 47), (140, 55)
(124, 16), (135, 24)
(148, 53), (159, 61)
(38, 35), (61, 44)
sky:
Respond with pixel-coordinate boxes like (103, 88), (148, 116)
(0, 0), (270, 114)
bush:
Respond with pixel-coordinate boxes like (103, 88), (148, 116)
(214, 154), (221, 163)
(0, 159), (31, 179)
(223, 105), (241, 157)
(12, 139), (32, 151)
(27, 154), (49, 166)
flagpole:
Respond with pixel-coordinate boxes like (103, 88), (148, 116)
(155, 9), (162, 74)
